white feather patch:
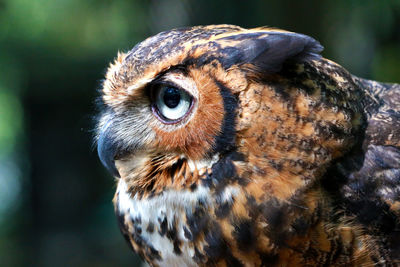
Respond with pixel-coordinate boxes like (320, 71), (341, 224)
(116, 179), (212, 266)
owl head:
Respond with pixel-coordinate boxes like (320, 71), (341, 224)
(96, 25), (338, 195)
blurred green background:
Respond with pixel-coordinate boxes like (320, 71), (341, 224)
(0, 0), (399, 266)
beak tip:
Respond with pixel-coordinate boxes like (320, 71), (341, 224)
(97, 129), (121, 178)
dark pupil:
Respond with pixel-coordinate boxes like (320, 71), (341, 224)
(163, 87), (181, 108)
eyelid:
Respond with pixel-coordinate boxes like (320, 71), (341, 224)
(149, 81), (189, 102)
(151, 71), (199, 99)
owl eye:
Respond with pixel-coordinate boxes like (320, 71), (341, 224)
(152, 84), (193, 123)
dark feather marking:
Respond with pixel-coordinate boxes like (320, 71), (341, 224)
(233, 220), (256, 251)
(260, 253), (279, 266)
(201, 151), (242, 190)
(225, 254), (245, 267)
(201, 177), (213, 188)
(210, 81), (238, 155)
(388, 231), (400, 260)
(203, 222), (244, 267)
(183, 226), (193, 241)
(146, 222), (154, 233)
(134, 225), (142, 235)
(165, 219), (182, 256)
(166, 220), (177, 240)
(132, 215), (142, 224)
(189, 183), (197, 191)
(329, 237), (344, 265)
(115, 209), (134, 251)
(259, 196), (311, 246)
(229, 151), (246, 161)
(193, 247), (206, 264)
(169, 158), (184, 178)
(158, 217), (167, 236)
(246, 195), (260, 220)
(173, 239), (182, 255)
(215, 200), (233, 218)
(203, 224), (225, 259)
(261, 198), (287, 230)
(147, 245), (162, 261)
(291, 217), (311, 236)
(186, 201), (210, 240)
(212, 157), (237, 182)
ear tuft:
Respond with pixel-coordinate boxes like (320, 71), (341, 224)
(215, 31), (323, 72)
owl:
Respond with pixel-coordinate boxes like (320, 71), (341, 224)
(96, 25), (400, 266)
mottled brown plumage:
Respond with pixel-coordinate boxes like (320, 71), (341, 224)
(96, 25), (400, 266)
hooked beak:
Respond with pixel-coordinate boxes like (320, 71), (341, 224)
(97, 120), (120, 178)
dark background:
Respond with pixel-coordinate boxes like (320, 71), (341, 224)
(0, 0), (399, 266)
